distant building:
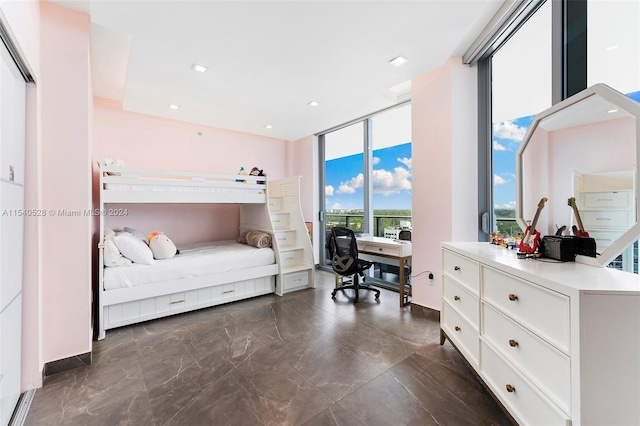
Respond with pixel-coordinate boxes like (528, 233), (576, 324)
(384, 221), (412, 239)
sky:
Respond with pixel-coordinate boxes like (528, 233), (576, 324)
(325, 142), (411, 211)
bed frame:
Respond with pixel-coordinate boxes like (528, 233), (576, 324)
(97, 165), (278, 340)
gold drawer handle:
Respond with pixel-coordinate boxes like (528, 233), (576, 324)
(454, 265), (460, 271)
(508, 294), (518, 301)
(223, 289), (235, 294)
(454, 326), (461, 332)
(506, 384), (516, 393)
(169, 299), (185, 305)
(509, 339), (518, 347)
(454, 295), (460, 301)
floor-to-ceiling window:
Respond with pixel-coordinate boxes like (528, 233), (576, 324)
(491, 0), (552, 239)
(371, 105), (412, 239)
(323, 121), (366, 238)
(319, 102), (411, 270)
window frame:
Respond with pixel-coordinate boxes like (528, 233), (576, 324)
(476, 0), (587, 240)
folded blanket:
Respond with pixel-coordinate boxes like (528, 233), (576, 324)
(245, 231), (272, 248)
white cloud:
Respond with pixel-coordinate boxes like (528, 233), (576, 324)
(494, 174), (508, 185)
(397, 157), (412, 169)
(493, 120), (527, 141)
(372, 157), (381, 165)
(332, 202), (342, 209)
(336, 173), (364, 194)
(334, 166), (412, 197)
(493, 140), (506, 151)
(494, 201), (517, 210)
(373, 167), (412, 195)
(325, 185), (334, 196)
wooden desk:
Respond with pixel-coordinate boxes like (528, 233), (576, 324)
(355, 236), (412, 307)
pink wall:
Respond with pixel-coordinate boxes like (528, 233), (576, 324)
(92, 98), (289, 244)
(411, 58), (478, 310)
(289, 135), (318, 262)
(40, 2), (93, 365)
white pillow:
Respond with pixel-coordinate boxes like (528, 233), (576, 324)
(113, 232), (155, 265)
(103, 239), (132, 267)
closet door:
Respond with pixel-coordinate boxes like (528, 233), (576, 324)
(0, 34), (26, 426)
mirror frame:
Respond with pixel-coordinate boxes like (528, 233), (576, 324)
(516, 83), (640, 267)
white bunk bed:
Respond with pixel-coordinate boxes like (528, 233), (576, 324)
(97, 165), (278, 340)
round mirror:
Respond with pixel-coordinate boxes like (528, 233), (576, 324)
(516, 83), (640, 267)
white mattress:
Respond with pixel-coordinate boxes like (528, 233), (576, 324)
(103, 240), (275, 290)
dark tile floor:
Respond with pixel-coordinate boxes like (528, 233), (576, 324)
(25, 270), (511, 426)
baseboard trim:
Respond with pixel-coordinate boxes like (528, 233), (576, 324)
(9, 389), (36, 426)
(43, 352), (92, 377)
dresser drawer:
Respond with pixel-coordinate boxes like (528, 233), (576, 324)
(274, 230), (296, 248)
(282, 270), (309, 291)
(582, 191), (631, 209)
(581, 210), (632, 230)
(443, 250), (479, 295)
(482, 302), (571, 414)
(270, 212), (291, 230)
(587, 230), (624, 250)
(482, 267), (570, 354)
(480, 341), (569, 425)
(443, 276), (479, 329)
(442, 302), (479, 368)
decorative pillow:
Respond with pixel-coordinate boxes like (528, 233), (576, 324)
(113, 232), (155, 265)
(245, 231), (272, 248)
(148, 232), (177, 260)
(123, 227), (148, 244)
(103, 239), (132, 267)
(105, 227), (116, 238)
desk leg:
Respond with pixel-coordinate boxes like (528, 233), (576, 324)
(399, 257), (411, 307)
(399, 262), (405, 308)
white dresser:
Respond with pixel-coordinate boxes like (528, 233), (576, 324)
(441, 242), (640, 425)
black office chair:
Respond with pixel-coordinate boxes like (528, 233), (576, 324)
(398, 230), (412, 241)
(326, 227), (380, 303)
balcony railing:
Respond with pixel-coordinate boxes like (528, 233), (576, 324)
(325, 213), (411, 237)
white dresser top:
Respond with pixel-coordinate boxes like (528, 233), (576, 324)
(442, 242), (640, 296)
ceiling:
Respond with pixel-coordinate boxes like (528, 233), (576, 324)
(52, 1), (504, 141)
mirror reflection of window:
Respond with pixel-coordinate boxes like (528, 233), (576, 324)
(587, 0), (640, 273)
(491, 0), (552, 238)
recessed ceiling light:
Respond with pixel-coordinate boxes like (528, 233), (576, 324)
(307, 101), (319, 107)
(608, 109), (619, 114)
(605, 45), (620, 52)
(169, 104), (179, 110)
(264, 124), (273, 129)
(191, 64), (208, 73)
(389, 56), (408, 67)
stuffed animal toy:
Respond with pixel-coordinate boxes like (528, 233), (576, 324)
(236, 166), (249, 183)
(147, 231), (178, 259)
(250, 167), (265, 184)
